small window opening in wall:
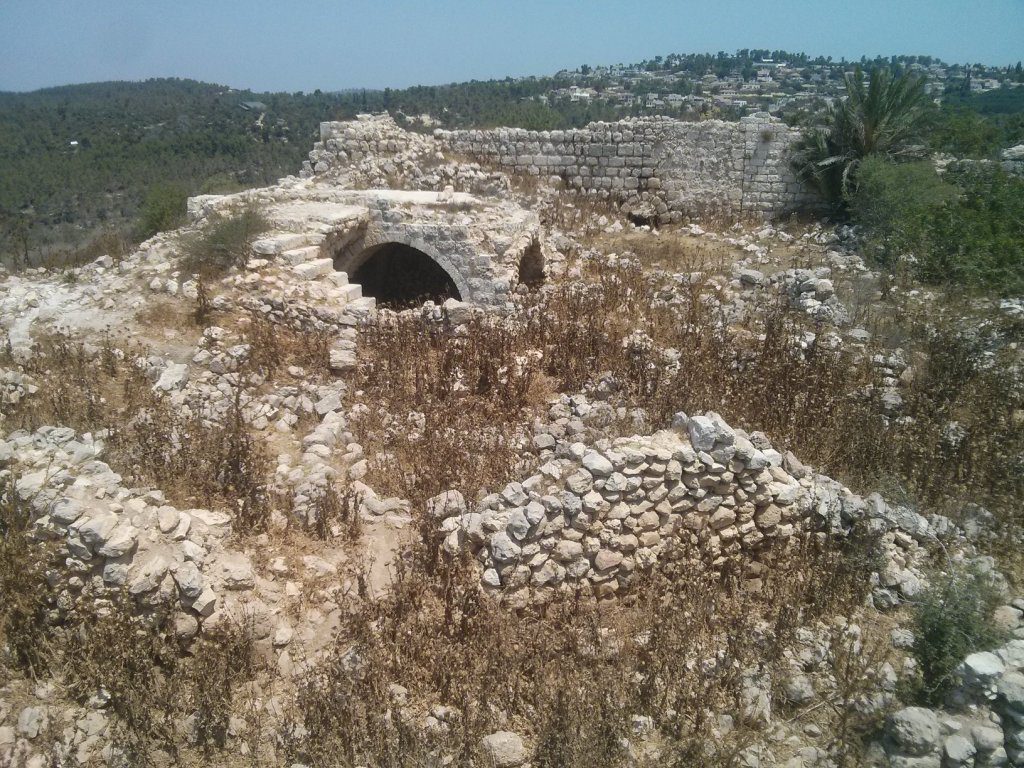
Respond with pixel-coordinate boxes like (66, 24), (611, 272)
(351, 242), (461, 308)
(517, 241), (545, 290)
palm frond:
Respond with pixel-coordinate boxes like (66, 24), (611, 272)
(791, 67), (929, 207)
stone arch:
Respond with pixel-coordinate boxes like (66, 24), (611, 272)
(334, 232), (474, 307)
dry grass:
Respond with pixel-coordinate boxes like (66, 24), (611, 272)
(516, 256), (871, 465)
(135, 295), (197, 331)
(241, 311), (333, 381)
(1, 334), (274, 532)
(350, 314), (543, 512)
(588, 229), (742, 273)
(0, 475), (58, 680)
(287, 528), (884, 767)
(15, 226), (135, 273)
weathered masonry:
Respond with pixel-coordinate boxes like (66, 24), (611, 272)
(305, 113), (816, 223)
(189, 186), (544, 309)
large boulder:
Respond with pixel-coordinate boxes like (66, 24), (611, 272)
(887, 707), (941, 757)
(581, 450), (614, 478)
(997, 670), (1024, 713)
(154, 362), (189, 392)
(480, 730), (528, 767)
(958, 651), (1005, 689)
(426, 490), (467, 520)
(943, 734), (976, 767)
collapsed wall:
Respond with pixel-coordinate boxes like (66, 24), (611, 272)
(304, 114), (817, 222)
(430, 409), (916, 604)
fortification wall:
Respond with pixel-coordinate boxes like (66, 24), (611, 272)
(304, 114), (817, 222)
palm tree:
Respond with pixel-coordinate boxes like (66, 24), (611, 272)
(792, 67), (929, 206)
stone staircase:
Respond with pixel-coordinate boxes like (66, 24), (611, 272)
(252, 230), (376, 316)
(250, 228), (375, 373)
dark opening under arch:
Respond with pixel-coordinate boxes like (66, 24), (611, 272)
(517, 240), (545, 290)
(351, 242), (462, 308)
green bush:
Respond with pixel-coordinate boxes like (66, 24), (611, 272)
(180, 202), (270, 277)
(851, 159), (1024, 294)
(911, 567), (1004, 705)
(199, 172), (248, 195)
(849, 157), (957, 271)
(924, 106), (1003, 158)
(138, 183), (188, 239)
(916, 166), (1024, 293)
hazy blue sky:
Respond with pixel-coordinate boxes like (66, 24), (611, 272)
(1, 0), (1022, 93)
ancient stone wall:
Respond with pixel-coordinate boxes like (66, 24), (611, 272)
(437, 116), (815, 221)
(429, 410), (874, 604)
(305, 114), (818, 223)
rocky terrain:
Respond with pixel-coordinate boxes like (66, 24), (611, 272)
(0, 115), (1022, 768)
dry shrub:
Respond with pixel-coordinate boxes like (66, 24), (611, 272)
(521, 257), (873, 466)
(309, 484), (363, 541)
(4, 335), (272, 532)
(0, 475), (58, 679)
(111, 378), (272, 532)
(62, 599), (180, 758)
(243, 311), (333, 380)
(290, 530), (880, 767)
(194, 274), (213, 324)
(847, 319), (1022, 511)
(541, 190), (615, 235)
(180, 201), (270, 278)
(819, 622), (899, 767)
(351, 314), (541, 509)
(62, 596), (261, 761)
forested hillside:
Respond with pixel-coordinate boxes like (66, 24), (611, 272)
(0, 77), (623, 263)
(1, 61), (1021, 266)
(0, 80), (348, 253)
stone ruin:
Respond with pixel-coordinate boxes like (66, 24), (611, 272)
(305, 112), (816, 223)
(171, 115), (896, 606)
(189, 185), (545, 310)
(430, 399), (937, 605)
(6, 109), (1024, 768)
(182, 112), (816, 317)
(435, 412), (825, 603)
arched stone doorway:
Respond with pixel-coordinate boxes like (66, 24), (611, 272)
(348, 241), (463, 308)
